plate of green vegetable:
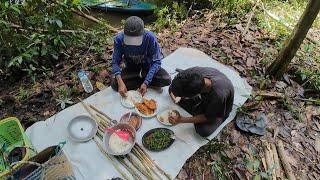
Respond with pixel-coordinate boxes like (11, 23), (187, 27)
(142, 128), (175, 151)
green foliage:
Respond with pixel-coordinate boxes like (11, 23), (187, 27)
(55, 86), (73, 109)
(280, 96), (303, 121)
(210, 0), (252, 14)
(0, 0), (111, 80)
(210, 161), (227, 180)
(243, 145), (270, 179)
(297, 69), (320, 92)
(16, 87), (31, 101)
(151, 2), (187, 32)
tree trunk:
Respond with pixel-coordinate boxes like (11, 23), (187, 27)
(266, 0), (320, 79)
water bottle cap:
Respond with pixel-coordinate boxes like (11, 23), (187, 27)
(78, 70), (85, 77)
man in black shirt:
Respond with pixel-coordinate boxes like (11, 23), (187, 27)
(169, 67), (234, 137)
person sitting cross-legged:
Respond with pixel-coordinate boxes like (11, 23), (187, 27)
(168, 67), (234, 137)
(111, 16), (171, 97)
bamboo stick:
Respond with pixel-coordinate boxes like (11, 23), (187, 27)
(96, 115), (110, 128)
(135, 145), (171, 180)
(276, 140), (296, 180)
(116, 157), (142, 180)
(96, 127), (150, 180)
(264, 142), (276, 180)
(78, 98), (97, 119)
(127, 154), (154, 179)
(271, 143), (282, 178)
(131, 148), (154, 177)
(89, 104), (114, 123)
(132, 147), (162, 180)
(84, 102), (171, 180)
(93, 138), (130, 180)
(96, 113), (112, 126)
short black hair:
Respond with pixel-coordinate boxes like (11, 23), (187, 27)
(170, 70), (204, 97)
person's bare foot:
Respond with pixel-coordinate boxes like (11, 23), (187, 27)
(150, 86), (163, 93)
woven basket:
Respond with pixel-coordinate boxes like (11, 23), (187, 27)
(6, 145), (75, 180)
(0, 117), (36, 177)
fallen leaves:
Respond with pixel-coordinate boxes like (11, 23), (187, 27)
(315, 136), (320, 153)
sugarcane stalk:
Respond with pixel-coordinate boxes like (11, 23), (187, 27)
(93, 138), (130, 180)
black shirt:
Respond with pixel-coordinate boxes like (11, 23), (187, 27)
(172, 67), (234, 121)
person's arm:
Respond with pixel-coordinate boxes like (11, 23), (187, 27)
(111, 36), (127, 96)
(180, 115), (209, 124)
(111, 37), (123, 78)
(143, 36), (162, 86)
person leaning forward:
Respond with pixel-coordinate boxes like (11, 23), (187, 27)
(168, 67), (234, 137)
(111, 16), (171, 97)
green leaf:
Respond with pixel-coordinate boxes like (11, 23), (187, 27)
(253, 175), (260, 180)
(11, 6), (21, 14)
(51, 54), (59, 60)
(255, 96), (263, 101)
(29, 64), (36, 71)
(56, 20), (63, 28)
(17, 56), (23, 64)
(54, 38), (59, 46)
(260, 172), (269, 179)
(41, 49), (48, 56)
(252, 159), (260, 170)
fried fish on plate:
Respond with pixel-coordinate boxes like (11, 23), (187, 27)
(143, 98), (157, 110)
(135, 103), (154, 115)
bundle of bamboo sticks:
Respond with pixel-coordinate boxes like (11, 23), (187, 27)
(79, 100), (171, 180)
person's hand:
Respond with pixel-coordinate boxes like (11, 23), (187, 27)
(169, 92), (176, 102)
(118, 82), (127, 97)
(138, 83), (147, 96)
(170, 92), (181, 104)
(169, 114), (182, 125)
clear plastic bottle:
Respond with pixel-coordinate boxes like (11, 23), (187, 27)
(78, 70), (93, 93)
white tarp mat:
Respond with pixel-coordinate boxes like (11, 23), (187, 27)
(26, 48), (252, 179)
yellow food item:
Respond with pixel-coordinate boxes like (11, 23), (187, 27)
(143, 98), (157, 110)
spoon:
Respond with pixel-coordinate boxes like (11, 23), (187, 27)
(127, 112), (132, 122)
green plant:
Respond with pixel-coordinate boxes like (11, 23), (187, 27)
(151, 2), (187, 32)
(0, 0), (112, 80)
(55, 86), (73, 109)
(242, 145), (270, 180)
(16, 87), (31, 101)
(280, 96), (303, 121)
(208, 161), (227, 180)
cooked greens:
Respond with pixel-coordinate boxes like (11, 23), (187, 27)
(144, 129), (172, 151)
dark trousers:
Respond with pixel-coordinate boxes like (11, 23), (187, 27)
(179, 98), (221, 137)
(111, 68), (171, 91)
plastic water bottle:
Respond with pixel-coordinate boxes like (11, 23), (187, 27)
(78, 70), (93, 93)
